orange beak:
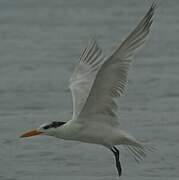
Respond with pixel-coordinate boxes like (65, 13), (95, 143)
(20, 129), (43, 138)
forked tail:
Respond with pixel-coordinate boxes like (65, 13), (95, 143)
(120, 130), (155, 163)
(124, 142), (155, 163)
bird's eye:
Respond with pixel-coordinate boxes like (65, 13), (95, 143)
(43, 125), (50, 130)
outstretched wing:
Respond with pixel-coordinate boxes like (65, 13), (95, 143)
(79, 3), (156, 121)
(69, 40), (105, 120)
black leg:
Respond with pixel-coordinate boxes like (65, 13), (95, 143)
(110, 146), (122, 177)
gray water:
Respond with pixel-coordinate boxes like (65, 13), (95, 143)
(0, 0), (179, 179)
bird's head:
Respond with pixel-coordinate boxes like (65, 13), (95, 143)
(20, 121), (66, 138)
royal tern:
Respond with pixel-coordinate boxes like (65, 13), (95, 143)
(20, 2), (157, 177)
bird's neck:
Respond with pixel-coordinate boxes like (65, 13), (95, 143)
(50, 120), (82, 140)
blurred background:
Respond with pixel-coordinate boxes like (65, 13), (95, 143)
(0, 0), (178, 179)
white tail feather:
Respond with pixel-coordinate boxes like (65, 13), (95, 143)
(124, 143), (155, 163)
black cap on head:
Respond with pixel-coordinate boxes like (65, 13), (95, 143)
(43, 121), (66, 130)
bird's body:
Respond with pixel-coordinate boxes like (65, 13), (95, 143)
(45, 118), (139, 148)
(20, 2), (157, 178)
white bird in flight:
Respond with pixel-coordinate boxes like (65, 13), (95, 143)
(20, 2), (157, 177)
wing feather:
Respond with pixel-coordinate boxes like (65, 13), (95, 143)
(69, 40), (105, 120)
(79, 3), (156, 121)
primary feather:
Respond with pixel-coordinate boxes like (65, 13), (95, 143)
(69, 40), (105, 120)
(79, 3), (156, 121)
